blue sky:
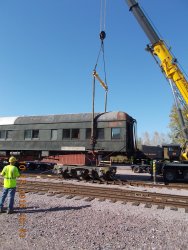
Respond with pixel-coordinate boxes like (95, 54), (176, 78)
(0, 0), (188, 138)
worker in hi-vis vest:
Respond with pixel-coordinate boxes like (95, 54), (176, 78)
(0, 156), (20, 214)
(181, 151), (188, 161)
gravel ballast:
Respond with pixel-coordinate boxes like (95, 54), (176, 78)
(0, 189), (188, 250)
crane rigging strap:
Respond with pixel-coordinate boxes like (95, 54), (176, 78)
(93, 30), (107, 73)
(92, 30), (108, 115)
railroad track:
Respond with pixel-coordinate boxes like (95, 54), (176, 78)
(15, 180), (188, 212)
(126, 180), (188, 190)
(12, 172), (188, 190)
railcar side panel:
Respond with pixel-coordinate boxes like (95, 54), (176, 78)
(0, 111), (136, 164)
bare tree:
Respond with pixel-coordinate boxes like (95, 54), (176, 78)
(141, 131), (170, 146)
(142, 132), (151, 145)
(151, 131), (160, 145)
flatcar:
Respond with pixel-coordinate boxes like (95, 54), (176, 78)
(0, 111), (137, 178)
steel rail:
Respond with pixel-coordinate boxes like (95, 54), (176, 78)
(16, 180), (188, 210)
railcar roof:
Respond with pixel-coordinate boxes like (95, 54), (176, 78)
(0, 111), (133, 125)
(0, 117), (19, 125)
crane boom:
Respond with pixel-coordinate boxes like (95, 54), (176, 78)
(125, 0), (188, 105)
(125, 0), (188, 140)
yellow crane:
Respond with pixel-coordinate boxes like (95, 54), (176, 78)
(125, 0), (188, 141)
(124, 0), (188, 182)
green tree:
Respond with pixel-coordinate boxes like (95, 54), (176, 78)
(168, 104), (188, 146)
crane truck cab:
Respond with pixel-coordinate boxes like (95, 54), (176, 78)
(162, 144), (181, 161)
(154, 144), (188, 182)
(132, 144), (188, 182)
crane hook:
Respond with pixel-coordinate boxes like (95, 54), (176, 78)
(100, 30), (106, 41)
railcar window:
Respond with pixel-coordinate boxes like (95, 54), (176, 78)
(24, 129), (39, 140)
(32, 130), (39, 139)
(51, 129), (57, 140)
(111, 128), (121, 139)
(71, 129), (80, 139)
(6, 130), (13, 140)
(63, 129), (70, 139)
(25, 130), (32, 140)
(0, 130), (6, 140)
(97, 128), (104, 139)
(86, 128), (91, 139)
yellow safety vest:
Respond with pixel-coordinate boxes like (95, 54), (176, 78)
(1, 165), (20, 188)
(182, 152), (188, 161)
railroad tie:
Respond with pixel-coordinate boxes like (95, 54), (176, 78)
(109, 199), (117, 203)
(66, 195), (75, 199)
(170, 207), (178, 211)
(74, 196), (84, 200)
(98, 198), (106, 202)
(56, 194), (65, 198)
(84, 197), (95, 202)
(132, 202), (140, 206)
(47, 192), (56, 196)
(37, 192), (46, 195)
(122, 201), (127, 205)
(157, 205), (165, 209)
(145, 203), (152, 208)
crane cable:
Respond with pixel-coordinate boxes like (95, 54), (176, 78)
(91, 0), (108, 150)
(100, 0), (106, 32)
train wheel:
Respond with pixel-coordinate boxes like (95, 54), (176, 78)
(40, 164), (46, 171)
(133, 166), (141, 173)
(103, 171), (114, 181)
(91, 170), (100, 180)
(62, 169), (70, 179)
(70, 169), (79, 179)
(80, 169), (90, 180)
(183, 170), (188, 181)
(163, 170), (176, 182)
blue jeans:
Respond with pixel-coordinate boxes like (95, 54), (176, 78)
(0, 187), (16, 210)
